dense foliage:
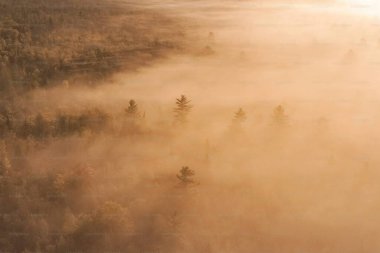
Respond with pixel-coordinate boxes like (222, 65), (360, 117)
(0, 0), (186, 94)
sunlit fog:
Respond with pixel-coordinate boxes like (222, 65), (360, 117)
(0, 0), (380, 252)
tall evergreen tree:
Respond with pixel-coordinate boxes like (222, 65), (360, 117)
(125, 99), (139, 118)
(123, 99), (143, 134)
(174, 95), (192, 125)
(177, 166), (195, 184)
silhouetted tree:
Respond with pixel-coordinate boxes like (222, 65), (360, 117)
(123, 99), (144, 134)
(174, 95), (192, 125)
(230, 108), (247, 134)
(177, 166), (195, 184)
(125, 99), (139, 118)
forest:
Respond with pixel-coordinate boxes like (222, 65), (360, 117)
(0, 0), (193, 252)
(0, 90), (292, 253)
(0, 0), (187, 94)
(2, 0), (380, 252)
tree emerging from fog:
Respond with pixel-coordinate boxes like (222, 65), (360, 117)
(125, 99), (140, 118)
(174, 95), (193, 125)
(123, 99), (144, 134)
(177, 166), (195, 184)
(230, 108), (247, 133)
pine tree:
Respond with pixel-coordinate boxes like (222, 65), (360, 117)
(230, 108), (247, 133)
(125, 100), (139, 118)
(174, 95), (192, 125)
(123, 100), (143, 134)
(177, 166), (195, 184)
(234, 108), (246, 124)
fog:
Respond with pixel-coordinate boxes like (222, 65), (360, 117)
(3, 0), (380, 252)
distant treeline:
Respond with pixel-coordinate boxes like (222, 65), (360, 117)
(0, 108), (109, 139)
(0, 0), (186, 93)
(0, 95), (289, 140)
